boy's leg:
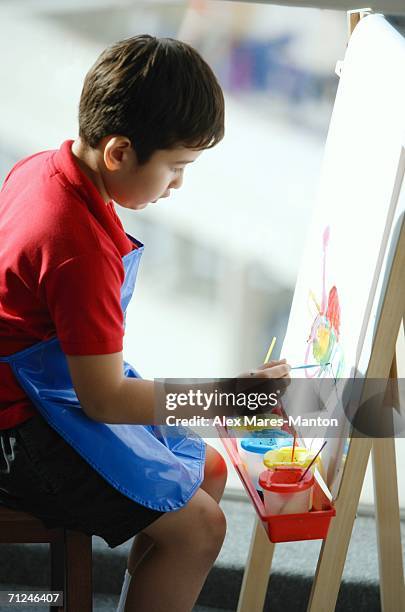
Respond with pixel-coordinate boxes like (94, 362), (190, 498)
(127, 532), (154, 573)
(124, 487), (226, 612)
(200, 443), (228, 502)
(120, 445), (228, 611)
(126, 444), (227, 573)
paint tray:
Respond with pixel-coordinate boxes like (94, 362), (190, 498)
(218, 426), (335, 543)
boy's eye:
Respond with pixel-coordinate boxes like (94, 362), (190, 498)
(171, 167), (184, 174)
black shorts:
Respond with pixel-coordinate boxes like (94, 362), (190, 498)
(0, 413), (165, 548)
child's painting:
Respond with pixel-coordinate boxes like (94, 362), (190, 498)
(278, 15), (405, 496)
(304, 226), (344, 379)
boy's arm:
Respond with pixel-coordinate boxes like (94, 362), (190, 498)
(67, 352), (222, 424)
(66, 352), (156, 424)
(66, 353), (290, 425)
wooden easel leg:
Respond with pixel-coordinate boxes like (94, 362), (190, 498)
(372, 437), (405, 611)
(372, 354), (405, 610)
(237, 518), (275, 612)
(307, 437), (372, 612)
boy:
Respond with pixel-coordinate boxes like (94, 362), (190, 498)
(0, 35), (290, 611)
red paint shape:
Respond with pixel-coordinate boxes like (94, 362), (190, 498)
(326, 285), (340, 337)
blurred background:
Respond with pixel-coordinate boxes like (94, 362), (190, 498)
(1, 0), (404, 509)
(0, 0), (347, 376)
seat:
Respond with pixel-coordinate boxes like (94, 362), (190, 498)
(0, 506), (92, 611)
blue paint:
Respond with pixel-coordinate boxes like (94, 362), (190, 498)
(291, 362), (330, 370)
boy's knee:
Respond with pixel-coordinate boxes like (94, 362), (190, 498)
(204, 446), (228, 485)
(144, 490), (227, 558)
(217, 453), (228, 482)
(172, 494), (226, 556)
(194, 500), (227, 555)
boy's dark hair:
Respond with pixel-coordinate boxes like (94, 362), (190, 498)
(78, 35), (224, 163)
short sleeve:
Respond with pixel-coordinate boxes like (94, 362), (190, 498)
(40, 251), (125, 355)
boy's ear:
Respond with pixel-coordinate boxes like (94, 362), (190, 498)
(103, 136), (134, 171)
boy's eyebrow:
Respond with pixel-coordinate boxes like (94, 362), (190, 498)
(173, 159), (194, 164)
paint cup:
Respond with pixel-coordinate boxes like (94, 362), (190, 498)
(253, 429), (292, 442)
(235, 427), (292, 453)
(230, 424), (274, 443)
(239, 431), (293, 489)
(263, 446), (323, 477)
(259, 467), (314, 515)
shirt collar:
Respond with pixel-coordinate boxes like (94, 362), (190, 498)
(53, 139), (109, 208)
(52, 140), (135, 256)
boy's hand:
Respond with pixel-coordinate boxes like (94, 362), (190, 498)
(240, 358), (291, 380)
(231, 359), (291, 418)
(237, 359), (291, 391)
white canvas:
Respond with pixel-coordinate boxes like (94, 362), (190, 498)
(279, 15), (405, 495)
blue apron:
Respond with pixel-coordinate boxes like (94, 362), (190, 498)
(0, 234), (205, 512)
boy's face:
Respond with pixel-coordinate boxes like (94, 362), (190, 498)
(101, 137), (202, 210)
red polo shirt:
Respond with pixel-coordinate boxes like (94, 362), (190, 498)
(0, 140), (136, 429)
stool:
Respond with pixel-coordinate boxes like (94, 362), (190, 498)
(0, 506), (92, 611)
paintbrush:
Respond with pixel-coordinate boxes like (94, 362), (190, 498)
(291, 363), (330, 370)
(291, 431), (297, 462)
(298, 441), (327, 482)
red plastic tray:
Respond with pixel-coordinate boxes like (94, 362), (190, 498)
(218, 426), (336, 543)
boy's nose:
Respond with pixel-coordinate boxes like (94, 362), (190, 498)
(171, 174), (184, 189)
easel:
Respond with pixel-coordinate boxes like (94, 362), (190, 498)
(236, 10), (405, 612)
